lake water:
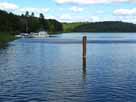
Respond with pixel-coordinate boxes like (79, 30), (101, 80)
(1, 33), (136, 102)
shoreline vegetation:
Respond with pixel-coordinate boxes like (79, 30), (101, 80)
(0, 32), (16, 48)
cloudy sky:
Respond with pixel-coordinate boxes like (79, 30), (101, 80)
(0, 0), (136, 23)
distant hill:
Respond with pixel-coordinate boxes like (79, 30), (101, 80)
(62, 22), (86, 32)
(63, 21), (136, 32)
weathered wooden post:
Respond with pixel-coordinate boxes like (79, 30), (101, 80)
(83, 36), (87, 58)
(82, 35), (87, 68)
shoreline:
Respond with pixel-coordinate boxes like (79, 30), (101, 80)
(0, 32), (16, 48)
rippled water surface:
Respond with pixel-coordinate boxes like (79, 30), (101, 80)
(1, 33), (136, 102)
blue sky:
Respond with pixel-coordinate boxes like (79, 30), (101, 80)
(0, 0), (136, 23)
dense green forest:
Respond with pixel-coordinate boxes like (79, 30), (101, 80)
(0, 10), (63, 34)
(63, 21), (136, 32)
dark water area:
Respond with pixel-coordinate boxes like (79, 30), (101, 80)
(0, 43), (8, 49)
(1, 33), (136, 102)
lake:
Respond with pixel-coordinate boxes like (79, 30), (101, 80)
(1, 33), (136, 102)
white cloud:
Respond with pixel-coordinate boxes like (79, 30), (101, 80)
(15, 7), (49, 16)
(0, 2), (18, 10)
(19, 8), (49, 13)
(114, 16), (136, 23)
(91, 16), (100, 22)
(46, 14), (135, 23)
(59, 14), (72, 21)
(55, 0), (135, 5)
(0, 2), (49, 17)
(69, 6), (83, 12)
(114, 8), (136, 16)
(58, 14), (94, 22)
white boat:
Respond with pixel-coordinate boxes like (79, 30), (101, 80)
(20, 33), (30, 38)
(31, 31), (49, 38)
(16, 35), (22, 38)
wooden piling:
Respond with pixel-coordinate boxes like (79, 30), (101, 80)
(82, 36), (87, 67)
(83, 57), (86, 68)
(83, 36), (87, 58)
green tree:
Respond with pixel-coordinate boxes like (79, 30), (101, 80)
(31, 12), (35, 17)
(25, 11), (29, 17)
(39, 13), (48, 31)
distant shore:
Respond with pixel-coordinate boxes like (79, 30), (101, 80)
(63, 21), (136, 33)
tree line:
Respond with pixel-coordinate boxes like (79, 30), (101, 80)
(0, 10), (63, 34)
(63, 21), (136, 32)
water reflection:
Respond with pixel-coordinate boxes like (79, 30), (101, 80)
(0, 43), (9, 49)
(82, 57), (87, 80)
